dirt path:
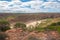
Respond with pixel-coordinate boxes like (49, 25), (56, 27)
(26, 20), (42, 27)
(10, 19), (49, 29)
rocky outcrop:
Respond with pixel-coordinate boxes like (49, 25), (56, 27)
(5, 28), (60, 40)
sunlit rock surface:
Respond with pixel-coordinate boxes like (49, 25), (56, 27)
(5, 28), (60, 40)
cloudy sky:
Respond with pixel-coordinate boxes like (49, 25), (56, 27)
(0, 0), (60, 13)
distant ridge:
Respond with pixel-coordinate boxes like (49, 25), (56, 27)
(0, 13), (60, 23)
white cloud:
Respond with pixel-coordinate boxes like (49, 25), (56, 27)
(42, 2), (60, 9)
(58, 0), (60, 1)
(0, 0), (60, 13)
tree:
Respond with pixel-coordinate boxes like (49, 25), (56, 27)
(0, 20), (10, 32)
(14, 22), (26, 30)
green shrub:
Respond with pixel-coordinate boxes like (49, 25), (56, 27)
(50, 22), (60, 26)
(0, 20), (10, 32)
(56, 26), (60, 33)
(14, 22), (26, 30)
(57, 22), (60, 25)
(35, 26), (45, 32)
(50, 23), (57, 26)
(45, 26), (56, 31)
(0, 32), (8, 40)
(45, 22), (60, 33)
